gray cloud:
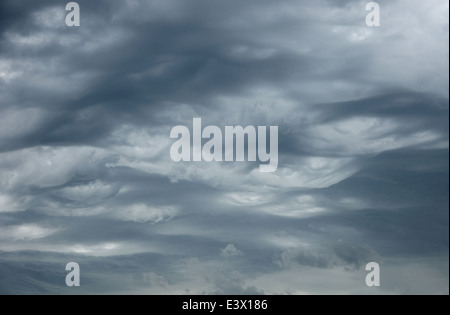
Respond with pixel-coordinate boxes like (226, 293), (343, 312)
(0, 0), (448, 294)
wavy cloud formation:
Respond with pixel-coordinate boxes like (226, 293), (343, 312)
(0, 0), (448, 294)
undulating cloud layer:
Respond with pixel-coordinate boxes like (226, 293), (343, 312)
(0, 0), (448, 294)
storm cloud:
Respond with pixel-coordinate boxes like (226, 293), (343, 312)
(0, 0), (448, 294)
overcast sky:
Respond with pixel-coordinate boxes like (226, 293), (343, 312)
(0, 0), (448, 294)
